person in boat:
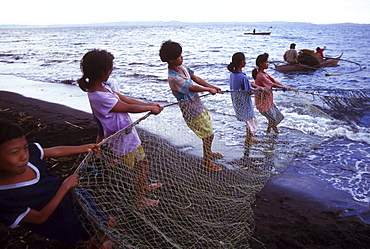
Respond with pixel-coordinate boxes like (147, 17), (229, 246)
(283, 43), (298, 64)
(253, 29), (256, 34)
(252, 53), (292, 134)
(316, 46), (326, 57)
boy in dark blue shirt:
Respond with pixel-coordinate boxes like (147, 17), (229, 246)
(0, 119), (111, 248)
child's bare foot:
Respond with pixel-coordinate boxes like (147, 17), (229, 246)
(100, 240), (115, 249)
(203, 161), (222, 171)
(108, 159), (120, 167)
(88, 232), (116, 249)
(210, 152), (223, 159)
(245, 138), (259, 145)
(272, 126), (280, 133)
(148, 182), (163, 191)
(108, 215), (117, 229)
(134, 198), (159, 207)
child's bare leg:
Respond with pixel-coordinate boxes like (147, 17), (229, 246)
(272, 125), (280, 133)
(134, 159), (147, 198)
(244, 126), (258, 145)
(202, 134), (222, 171)
(88, 232), (114, 249)
(204, 133), (223, 159)
(266, 123), (272, 133)
(147, 182), (163, 192)
(209, 151), (223, 159)
(133, 159), (159, 207)
(87, 215), (117, 249)
(88, 235), (115, 249)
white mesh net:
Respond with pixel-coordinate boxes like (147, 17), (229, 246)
(73, 88), (370, 248)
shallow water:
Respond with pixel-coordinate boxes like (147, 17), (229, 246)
(0, 22), (369, 203)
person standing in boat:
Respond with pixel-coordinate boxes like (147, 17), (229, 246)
(283, 43), (298, 64)
(316, 46), (326, 57)
(252, 53), (292, 134)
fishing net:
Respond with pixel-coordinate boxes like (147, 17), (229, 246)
(73, 88), (370, 248)
(297, 89), (370, 125)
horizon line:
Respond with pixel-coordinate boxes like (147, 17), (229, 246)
(1, 20), (370, 28)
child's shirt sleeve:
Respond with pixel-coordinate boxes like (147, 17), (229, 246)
(168, 65), (196, 101)
(89, 87), (119, 117)
(0, 205), (31, 229)
(230, 72), (252, 91)
(168, 71), (190, 95)
(29, 142), (44, 159)
(266, 74), (275, 85)
(243, 77), (253, 92)
(255, 72), (274, 89)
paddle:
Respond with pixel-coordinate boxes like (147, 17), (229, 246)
(324, 57), (361, 67)
(324, 57), (366, 76)
(325, 66), (366, 76)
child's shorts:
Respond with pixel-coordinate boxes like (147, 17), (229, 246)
(185, 108), (213, 139)
(118, 146), (146, 169)
(246, 116), (258, 134)
(261, 105), (284, 126)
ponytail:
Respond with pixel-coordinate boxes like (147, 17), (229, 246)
(227, 52), (245, 72)
(227, 62), (236, 72)
(252, 68), (258, 79)
(77, 76), (89, 92)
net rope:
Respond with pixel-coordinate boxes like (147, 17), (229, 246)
(73, 88), (370, 248)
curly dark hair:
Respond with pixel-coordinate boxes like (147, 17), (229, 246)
(159, 40), (182, 62)
(0, 119), (25, 146)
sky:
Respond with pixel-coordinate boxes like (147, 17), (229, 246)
(1, 0), (370, 25)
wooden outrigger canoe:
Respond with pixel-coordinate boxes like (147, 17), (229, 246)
(274, 54), (342, 73)
(244, 32), (271, 35)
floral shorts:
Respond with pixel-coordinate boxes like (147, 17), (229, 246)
(185, 108), (213, 139)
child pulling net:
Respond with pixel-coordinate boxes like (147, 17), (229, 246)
(73, 88), (370, 248)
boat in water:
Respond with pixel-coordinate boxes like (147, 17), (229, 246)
(244, 32), (271, 35)
(274, 52), (342, 73)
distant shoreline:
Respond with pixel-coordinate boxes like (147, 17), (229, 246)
(1, 21), (369, 29)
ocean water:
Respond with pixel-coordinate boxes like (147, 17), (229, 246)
(0, 23), (369, 203)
